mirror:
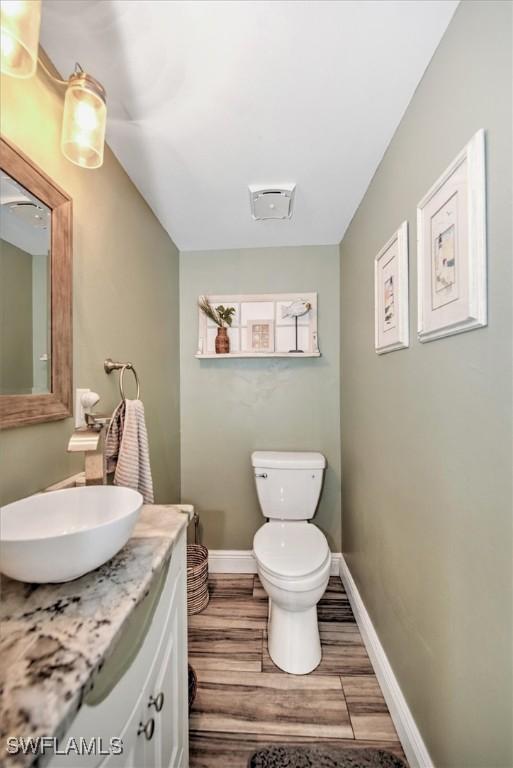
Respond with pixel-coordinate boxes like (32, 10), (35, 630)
(0, 138), (72, 429)
(1, 172), (51, 395)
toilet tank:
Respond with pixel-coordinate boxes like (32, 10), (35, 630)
(251, 451), (326, 521)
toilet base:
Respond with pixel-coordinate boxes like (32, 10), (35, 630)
(267, 600), (321, 675)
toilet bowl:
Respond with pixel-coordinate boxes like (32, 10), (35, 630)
(251, 451), (330, 675)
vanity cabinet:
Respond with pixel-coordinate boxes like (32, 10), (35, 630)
(48, 528), (188, 768)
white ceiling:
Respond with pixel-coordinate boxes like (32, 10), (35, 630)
(41, 0), (458, 252)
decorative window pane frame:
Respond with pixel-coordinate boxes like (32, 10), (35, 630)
(196, 293), (320, 358)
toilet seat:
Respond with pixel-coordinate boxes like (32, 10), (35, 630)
(253, 521), (329, 579)
(257, 554), (331, 595)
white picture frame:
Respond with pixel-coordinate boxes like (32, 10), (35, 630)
(374, 221), (409, 354)
(417, 129), (487, 342)
(247, 319), (275, 353)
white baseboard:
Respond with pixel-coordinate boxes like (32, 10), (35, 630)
(208, 549), (342, 576)
(330, 552), (342, 576)
(208, 550), (257, 573)
(339, 556), (434, 768)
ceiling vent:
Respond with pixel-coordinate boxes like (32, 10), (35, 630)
(8, 202), (49, 230)
(0, 176), (30, 206)
(249, 184), (295, 220)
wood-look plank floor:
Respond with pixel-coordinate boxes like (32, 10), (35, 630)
(189, 574), (406, 767)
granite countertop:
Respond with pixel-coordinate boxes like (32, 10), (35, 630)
(0, 504), (188, 768)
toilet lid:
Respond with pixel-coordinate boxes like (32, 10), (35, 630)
(254, 523), (329, 578)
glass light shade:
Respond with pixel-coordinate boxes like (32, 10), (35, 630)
(61, 72), (107, 170)
(0, 0), (41, 78)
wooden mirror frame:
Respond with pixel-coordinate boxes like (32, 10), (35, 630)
(0, 137), (72, 429)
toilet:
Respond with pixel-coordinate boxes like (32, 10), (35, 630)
(252, 450), (330, 675)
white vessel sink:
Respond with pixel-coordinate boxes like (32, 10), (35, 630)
(0, 486), (143, 584)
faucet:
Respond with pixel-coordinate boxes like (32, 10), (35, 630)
(67, 392), (109, 486)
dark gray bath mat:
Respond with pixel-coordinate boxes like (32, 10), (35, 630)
(248, 746), (407, 768)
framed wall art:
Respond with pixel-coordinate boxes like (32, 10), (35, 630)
(374, 221), (409, 354)
(417, 129), (487, 342)
(247, 319), (275, 353)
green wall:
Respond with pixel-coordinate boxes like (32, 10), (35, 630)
(31, 252), (51, 394)
(339, 2), (512, 766)
(0, 240), (33, 395)
(180, 246), (341, 551)
(0, 55), (181, 506)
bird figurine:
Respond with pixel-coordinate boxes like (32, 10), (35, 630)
(281, 299), (311, 319)
(282, 299), (311, 352)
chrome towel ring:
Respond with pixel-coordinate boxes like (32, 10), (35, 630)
(104, 358), (140, 400)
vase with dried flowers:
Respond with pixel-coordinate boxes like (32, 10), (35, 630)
(198, 296), (236, 354)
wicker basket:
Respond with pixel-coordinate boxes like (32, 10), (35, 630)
(186, 544), (209, 615)
(188, 664), (197, 714)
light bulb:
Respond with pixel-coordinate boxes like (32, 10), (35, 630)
(1, 29), (15, 60)
(74, 101), (99, 131)
(3, 2), (26, 17)
(0, 0), (41, 78)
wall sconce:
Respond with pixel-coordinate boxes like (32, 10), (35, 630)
(0, 0), (107, 170)
(61, 65), (106, 169)
(0, 0), (42, 79)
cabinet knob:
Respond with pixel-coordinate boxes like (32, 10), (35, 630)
(137, 717), (155, 741)
(148, 692), (165, 712)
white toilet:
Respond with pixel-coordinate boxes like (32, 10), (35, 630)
(251, 450), (330, 675)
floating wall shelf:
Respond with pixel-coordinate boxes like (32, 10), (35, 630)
(196, 292), (320, 359)
(195, 352), (321, 359)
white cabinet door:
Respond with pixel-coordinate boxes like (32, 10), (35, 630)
(97, 696), (150, 768)
(145, 532), (188, 768)
(147, 626), (175, 768)
(47, 528), (188, 768)
(152, 602), (181, 767)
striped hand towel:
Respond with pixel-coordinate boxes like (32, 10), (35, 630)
(113, 399), (154, 504)
(105, 400), (125, 475)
